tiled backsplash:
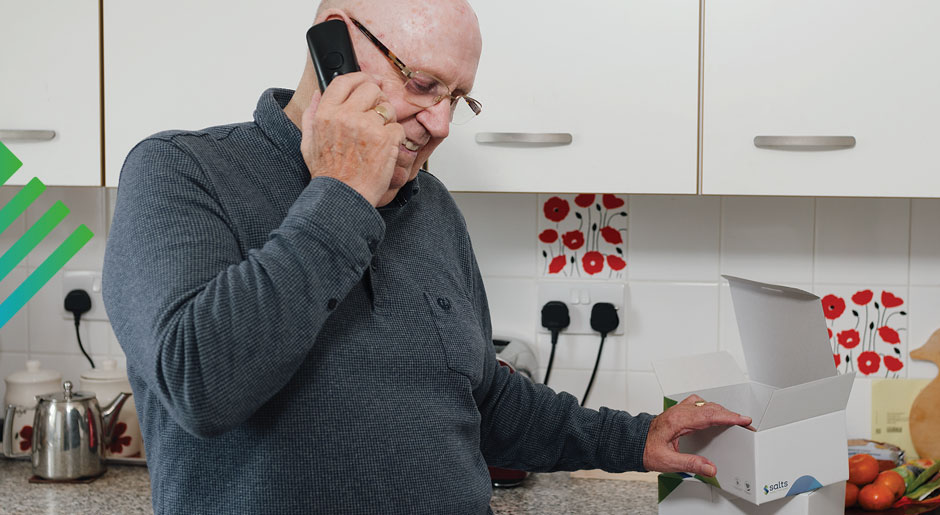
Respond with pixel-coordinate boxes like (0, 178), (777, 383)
(1, 187), (938, 446)
(454, 193), (940, 441)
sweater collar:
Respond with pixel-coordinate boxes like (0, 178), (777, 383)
(254, 88), (420, 208)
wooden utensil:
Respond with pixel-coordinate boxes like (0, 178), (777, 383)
(910, 328), (940, 460)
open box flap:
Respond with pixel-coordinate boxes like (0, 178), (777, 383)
(724, 276), (836, 388)
(755, 372), (855, 430)
(653, 351), (747, 398)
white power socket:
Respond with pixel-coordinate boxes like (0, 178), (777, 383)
(61, 271), (109, 321)
(537, 282), (625, 336)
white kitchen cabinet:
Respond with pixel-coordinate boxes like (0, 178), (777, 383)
(702, 0), (940, 197)
(103, 0), (318, 186)
(0, 0), (101, 186)
(431, 0), (700, 194)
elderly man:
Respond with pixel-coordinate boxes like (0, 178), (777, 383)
(103, 0), (750, 513)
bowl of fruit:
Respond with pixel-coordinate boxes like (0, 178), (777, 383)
(846, 455), (940, 513)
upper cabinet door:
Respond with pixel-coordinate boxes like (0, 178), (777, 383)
(103, 0), (317, 187)
(0, 0), (100, 186)
(431, 0), (700, 194)
(703, 0), (940, 197)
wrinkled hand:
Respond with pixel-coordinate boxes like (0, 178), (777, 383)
(300, 73), (405, 206)
(642, 394), (753, 477)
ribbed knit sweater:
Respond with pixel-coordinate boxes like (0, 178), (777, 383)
(102, 88), (654, 514)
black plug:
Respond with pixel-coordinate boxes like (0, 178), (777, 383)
(540, 301), (570, 385)
(582, 302), (619, 407)
(64, 289), (94, 369)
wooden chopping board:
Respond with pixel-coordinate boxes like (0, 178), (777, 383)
(910, 328), (940, 460)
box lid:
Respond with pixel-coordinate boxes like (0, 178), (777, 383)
(724, 275), (836, 389)
(653, 351), (748, 397)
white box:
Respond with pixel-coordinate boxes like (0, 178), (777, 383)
(658, 475), (846, 515)
(653, 276), (855, 505)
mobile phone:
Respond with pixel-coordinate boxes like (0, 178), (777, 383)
(306, 19), (361, 92)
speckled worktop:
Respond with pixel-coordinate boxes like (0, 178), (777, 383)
(0, 458), (658, 514)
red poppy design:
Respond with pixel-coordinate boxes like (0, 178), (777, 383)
(881, 291), (904, 309)
(602, 194), (625, 209)
(543, 196), (570, 223)
(857, 351), (881, 375)
(821, 295), (846, 320)
(837, 329), (861, 349)
(833, 354), (841, 367)
(548, 255), (567, 274)
(600, 226), (622, 245)
(852, 290), (873, 306)
(574, 194), (595, 208)
(108, 422), (132, 454)
(539, 229), (558, 244)
(562, 230), (585, 250)
(827, 328), (833, 339)
(18, 425), (32, 452)
(878, 326), (901, 344)
(582, 251), (605, 275)
(884, 356), (904, 372)
(607, 255), (626, 271)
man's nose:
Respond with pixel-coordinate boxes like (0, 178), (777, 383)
(416, 100), (451, 139)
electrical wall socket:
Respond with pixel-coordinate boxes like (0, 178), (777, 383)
(537, 282), (625, 336)
(61, 271), (109, 321)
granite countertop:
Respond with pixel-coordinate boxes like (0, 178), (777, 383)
(0, 458), (657, 514)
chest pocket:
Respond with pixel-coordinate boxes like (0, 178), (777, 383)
(424, 291), (486, 387)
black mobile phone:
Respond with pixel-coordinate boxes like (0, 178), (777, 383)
(306, 19), (360, 93)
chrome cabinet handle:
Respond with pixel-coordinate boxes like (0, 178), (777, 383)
(475, 132), (573, 146)
(753, 135), (855, 150)
(0, 130), (56, 142)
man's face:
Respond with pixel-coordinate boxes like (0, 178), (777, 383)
(349, 8), (482, 191)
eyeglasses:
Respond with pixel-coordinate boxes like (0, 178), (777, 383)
(350, 18), (482, 125)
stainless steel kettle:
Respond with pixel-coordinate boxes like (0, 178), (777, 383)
(3, 381), (131, 480)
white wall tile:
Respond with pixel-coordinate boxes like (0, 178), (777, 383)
(536, 194), (628, 280)
(0, 267), (30, 353)
(539, 368), (629, 412)
(483, 277), (537, 345)
(626, 282), (719, 371)
(719, 281), (746, 371)
(814, 198), (910, 285)
(845, 377), (872, 440)
(86, 320), (113, 357)
(0, 352), (28, 407)
(628, 196), (720, 282)
(27, 270), (89, 356)
(626, 372), (666, 416)
(908, 286), (940, 380)
(535, 332), (626, 373)
(25, 186), (107, 271)
(453, 193), (536, 278)
(910, 199), (940, 287)
(720, 197), (815, 284)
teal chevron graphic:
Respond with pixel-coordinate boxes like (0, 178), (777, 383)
(0, 141), (94, 328)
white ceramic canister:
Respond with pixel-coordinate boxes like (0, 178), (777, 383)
(79, 359), (142, 458)
(3, 360), (62, 457)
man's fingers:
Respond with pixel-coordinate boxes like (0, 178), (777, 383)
(317, 72), (372, 106)
(346, 81), (388, 113)
(669, 452), (717, 478)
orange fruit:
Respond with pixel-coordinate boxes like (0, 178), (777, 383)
(874, 470), (906, 499)
(849, 454), (880, 486)
(845, 481), (859, 507)
(858, 483), (895, 511)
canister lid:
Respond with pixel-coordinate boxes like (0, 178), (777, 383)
(37, 381), (96, 403)
(5, 360), (62, 385)
(80, 359), (127, 382)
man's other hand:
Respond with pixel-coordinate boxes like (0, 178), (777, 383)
(642, 394), (753, 477)
(300, 73), (406, 206)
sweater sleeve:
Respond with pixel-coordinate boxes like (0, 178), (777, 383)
(470, 254), (655, 473)
(103, 137), (385, 438)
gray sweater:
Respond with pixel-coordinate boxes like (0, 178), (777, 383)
(102, 88), (654, 514)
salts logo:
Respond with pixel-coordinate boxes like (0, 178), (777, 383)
(763, 480), (789, 495)
(0, 141), (93, 328)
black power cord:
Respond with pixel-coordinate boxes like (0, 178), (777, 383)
(540, 301), (570, 385)
(64, 289), (94, 369)
(581, 302), (619, 407)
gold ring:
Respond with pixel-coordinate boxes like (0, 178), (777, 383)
(694, 401), (707, 407)
(373, 105), (391, 125)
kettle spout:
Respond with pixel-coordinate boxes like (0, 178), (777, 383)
(101, 392), (132, 443)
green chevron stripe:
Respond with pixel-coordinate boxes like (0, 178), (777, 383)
(0, 141), (23, 185)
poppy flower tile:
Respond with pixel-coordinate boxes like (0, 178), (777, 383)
(537, 194), (628, 279)
(817, 285), (909, 378)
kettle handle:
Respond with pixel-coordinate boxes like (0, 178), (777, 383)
(2, 404), (17, 458)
